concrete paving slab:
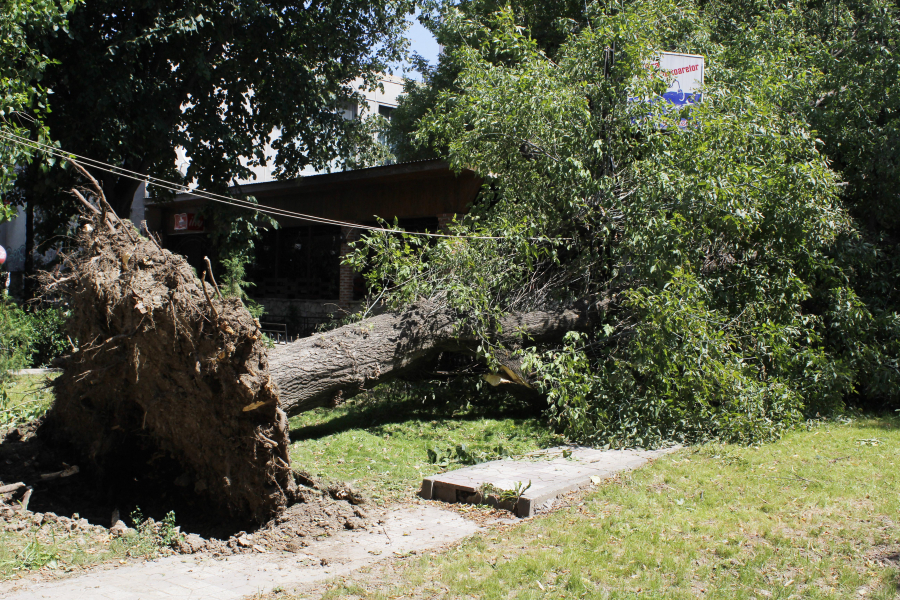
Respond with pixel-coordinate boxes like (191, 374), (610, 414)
(0, 505), (480, 600)
(421, 445), (677, 516)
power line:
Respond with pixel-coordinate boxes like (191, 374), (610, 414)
(0, 128), (563, 242)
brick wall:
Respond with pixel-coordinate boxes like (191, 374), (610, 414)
(338, 225), (363, 307)
(436, 213), (456, 231)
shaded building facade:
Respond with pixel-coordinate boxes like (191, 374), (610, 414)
(145, 159), (482, 332)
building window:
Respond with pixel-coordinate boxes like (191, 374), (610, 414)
(340, 102), (358, 121)
(250, 225), (341, 299)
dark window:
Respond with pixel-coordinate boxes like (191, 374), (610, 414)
(169, 234), (209, 274)
(249, 225), (341, 299)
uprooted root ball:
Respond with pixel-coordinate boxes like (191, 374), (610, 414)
(40, 208), (296, 523)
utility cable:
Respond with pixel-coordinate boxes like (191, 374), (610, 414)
(0, 128), (565, 242)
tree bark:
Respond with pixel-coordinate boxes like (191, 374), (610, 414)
(269, 301), (590, 416)
(23, 197), (35, 302)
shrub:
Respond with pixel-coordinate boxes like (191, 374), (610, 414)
(0, 294), (69, 374)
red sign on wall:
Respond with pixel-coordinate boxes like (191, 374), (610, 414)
(174, 213), (204, 232)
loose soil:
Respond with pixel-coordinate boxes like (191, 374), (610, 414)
(0, 422), (373, 572)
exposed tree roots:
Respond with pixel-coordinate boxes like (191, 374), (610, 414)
(41, 170), (296, 524)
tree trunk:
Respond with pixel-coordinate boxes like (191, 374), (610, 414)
(23, 197), (34, 301)
(269, 302), (590, 416)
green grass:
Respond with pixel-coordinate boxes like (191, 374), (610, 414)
(299, 415), (900, 599)
(0, 374), (55, 428)
(288, 382), (561, 505)
(0, 525), (113, 579)
(0, 508), (186, 580)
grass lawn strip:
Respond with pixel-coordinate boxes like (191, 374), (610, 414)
(0, 375), (56, 428)
(288, 386), (560, 506)
(276, 416), (899, 600)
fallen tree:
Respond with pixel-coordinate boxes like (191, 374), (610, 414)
(39, 165), (588, 524)
(269, 302), (590, 415)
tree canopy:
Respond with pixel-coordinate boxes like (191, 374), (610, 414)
(10, 0), (414, 222)
(0, 0), (76, 221)
(354, 0), (900, 446)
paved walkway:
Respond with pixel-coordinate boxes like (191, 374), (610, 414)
(1, 446), (675, 599)
(0, 506), (479, 600)
(421, 446), (675, 516)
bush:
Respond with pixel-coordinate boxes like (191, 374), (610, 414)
(25, 306), (69, 367)
(0, 296), (33, 381)
(0, 294), (69, 375)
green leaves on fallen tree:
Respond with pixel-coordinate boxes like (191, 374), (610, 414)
(352, 0), (900, 445)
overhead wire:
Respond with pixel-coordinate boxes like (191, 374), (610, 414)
(0, 128), (565, 242)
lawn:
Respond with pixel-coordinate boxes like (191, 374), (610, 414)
(288, 382), (561, 505)
(294, 414), (900, 600)
(0, 374), (56, 428)
(3, 373), (899, 598)
(1, 378), (559, 579)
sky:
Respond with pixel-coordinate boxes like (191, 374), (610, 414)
(398, 12), (441, 80)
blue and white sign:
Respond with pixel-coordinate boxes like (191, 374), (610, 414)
(651, 52), (704, 106)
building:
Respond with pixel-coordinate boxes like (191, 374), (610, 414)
(1, 74), (483, 328)
(145, 158), (482, 333)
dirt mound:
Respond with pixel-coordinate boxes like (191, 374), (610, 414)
(39, 174), (296, 524)
(1, 424), (371, 561)
(196, 489), (369, 555)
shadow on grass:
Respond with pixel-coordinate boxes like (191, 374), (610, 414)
(856, 414), (900, 430)
(289, 380), (544, 443)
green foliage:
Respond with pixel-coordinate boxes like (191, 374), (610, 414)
(202, 196), (277, 319)
(125, 509), (182, 558)
(701, 0), (900, 409)
(0, 0), (77, 211)
(0, 295), (68, 376)
(220, 255), (263, 319)
(354, 0), (900, 446)
(426, 441), (512, 467)
(12, 0), (416, 235)
(24, 305), (69, 367)
(387, 0), (587, 162)
(1, 294), (66, 427)
(0, 296), (33, 380)
(477, 479), (531, 504)
(0, 538), (60, 574)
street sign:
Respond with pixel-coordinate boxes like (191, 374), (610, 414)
(631, 52), (705, 128)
